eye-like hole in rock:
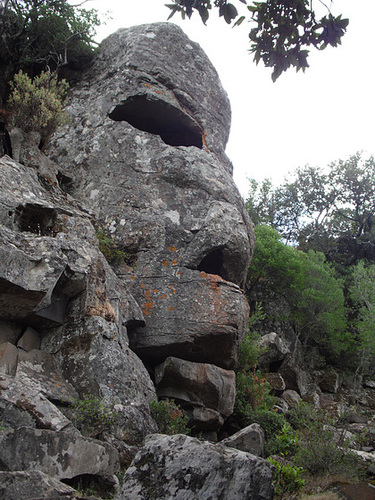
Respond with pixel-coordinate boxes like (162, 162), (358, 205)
(57, 171), (73, 193)
(15, 204), (56, 236)
(197, 248), (226, 280)
(108, 95), (203, 148)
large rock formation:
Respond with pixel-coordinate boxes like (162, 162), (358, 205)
(115, 434), (274, 500)
(48, 22), (253, 427)
(0, 22), (259, 499)
(48, 22), (253, 373)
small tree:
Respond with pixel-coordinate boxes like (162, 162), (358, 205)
(247, 225), (348, 353)
(7, 69), (69, 145)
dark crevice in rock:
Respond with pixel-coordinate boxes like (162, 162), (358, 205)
(197, 248), (225, 280)
(15, 204), (56, 236)
(269, 359), (284, 372)
(108, 95), (203, 148)
(0, 121), (12, 158)
(57, 171), (73, 193)
(62, 473), (117, 498)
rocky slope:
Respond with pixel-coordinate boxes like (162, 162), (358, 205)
(0, 22), (275, 499)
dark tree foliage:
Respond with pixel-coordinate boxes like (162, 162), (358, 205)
(246, 153), (375, 267)
(0, 0), (100, 104)
(166, 0), (349, 81)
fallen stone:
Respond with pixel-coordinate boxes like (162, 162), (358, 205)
(17, 327), (41, 352)
(115, 433), (274, 500)
(192, 406), (224, 431)
(0, 470), (77, 500)
(0, 427), (120, 480)
(281, 389), (301, 408)
(221, 423), (265, 457)
(0, 350), (79, 430)
(155, 356), (236, 428)
(364, 380), (375, 390)
(0, 399), (36, 429)
(0, 320), (22, 345)
(0, 342), (18, 376)
(258, 332), (290, 371)
(129, 272), (249, 369)
(0, 373), (74, 431)
(265, 372), (286, 394)
(279, 360), (310, 398)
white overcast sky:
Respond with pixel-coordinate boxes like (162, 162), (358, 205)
(87, 1), (375, 197)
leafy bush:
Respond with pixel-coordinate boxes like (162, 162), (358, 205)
(7, 70), (69, 144)
(1, 0), (101, 70)
(295, 428), (360, 477)
(268, 457), (306, 500)
(241, 407), (287, 441)
(287, 401), (322, 430)
(247, 225), (348, 354)
(235, 370), (275, 417)
(149, 399), (189, 435)
(71, 395), (116, 436)
(267, 422), (300, 457)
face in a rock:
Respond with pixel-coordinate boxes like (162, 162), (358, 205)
(50, 23), (254, 370)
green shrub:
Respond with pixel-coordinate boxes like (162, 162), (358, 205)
(149, 399), (189, 435)
(71, 395), (116, 435)
(235, 370), (276, 417)
(267, 422), (300, 457)
(7, 70), (69, 144)
(287, 401), (322, 430)
(268, 457), (306, 500)
(238, 407), (286, 440)
(295, 428), (360, 477)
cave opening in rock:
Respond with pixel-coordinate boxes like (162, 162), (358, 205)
(197, 248), (225, 279)
(108, 95), (203, 148)
(15, 204), (56, 236)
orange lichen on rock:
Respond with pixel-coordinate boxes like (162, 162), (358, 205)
(142, 289), (156, 317)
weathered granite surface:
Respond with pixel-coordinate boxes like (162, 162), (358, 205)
(115, 433), (274, 500)
(0, 21), (256, 499)
(155, 356), (236, 430)
(48, 23), (253, 372)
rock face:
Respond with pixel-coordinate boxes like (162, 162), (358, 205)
(0, 21), (255, 499)
(0, 426), (119, 480)
(48, 22), (253, 375)
(0, 471), (78, 500)
(221, 423), (266, 457)
(115, 434), (274, 500)
(155, 356), (236, 430)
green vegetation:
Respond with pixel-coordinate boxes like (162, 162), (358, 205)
(0, 0), (102, 109)
(268, 457), (306, 500)
(7, 70), (69, 144)
(96, 227), (137, 267)
(149, 398), (189, 435)
(71, 394), (117, 436)
(247, 224), (348, 355)
(0, 0), (101, 71)
(244, 154), (375, 368)
(166, 0), (348, 81)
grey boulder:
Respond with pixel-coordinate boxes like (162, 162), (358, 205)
(115, 433), (274, 500)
